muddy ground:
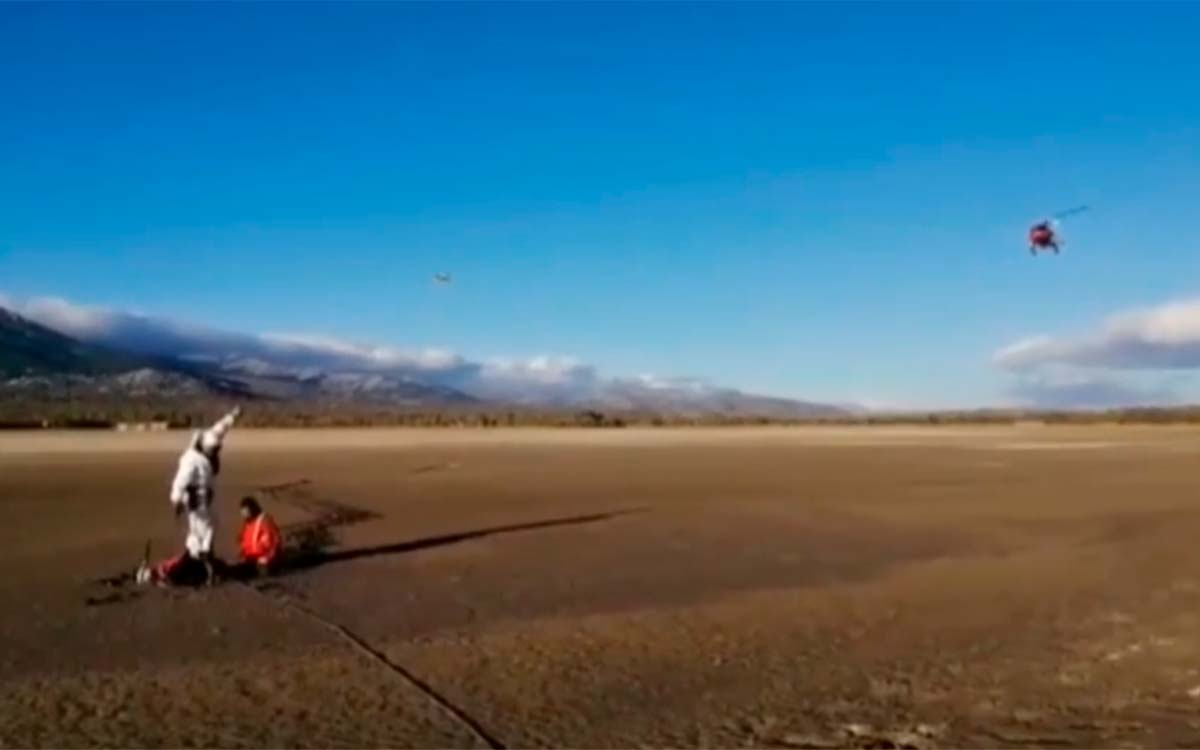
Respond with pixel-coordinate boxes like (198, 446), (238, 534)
(4, 426), (1200, 748)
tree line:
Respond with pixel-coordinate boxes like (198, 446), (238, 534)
(5, 395), (1200, 429)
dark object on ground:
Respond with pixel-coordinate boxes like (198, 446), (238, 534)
(156, 552), (217, 587)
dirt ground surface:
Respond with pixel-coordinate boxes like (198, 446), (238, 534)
(5, 425), (1200, 748)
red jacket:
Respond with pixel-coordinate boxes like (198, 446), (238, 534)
(240, 513), (282, 565)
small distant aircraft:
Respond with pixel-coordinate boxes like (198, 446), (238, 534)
(1029, 205), (1088, 255)
(433, 272), (452, 285)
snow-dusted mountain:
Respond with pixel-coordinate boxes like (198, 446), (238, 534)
(0, 299), (849, 418)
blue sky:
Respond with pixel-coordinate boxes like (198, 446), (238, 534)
(2, 2), (1199, 408)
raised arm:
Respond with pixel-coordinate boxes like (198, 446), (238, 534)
(201, 406), (242, 450)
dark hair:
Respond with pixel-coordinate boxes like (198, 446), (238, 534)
(240, 496), (262, 516)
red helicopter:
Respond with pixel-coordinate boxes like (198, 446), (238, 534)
(1029, 205), (1088, 255)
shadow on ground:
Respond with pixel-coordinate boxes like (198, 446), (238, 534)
(260, 477), (643, 575)
(278, 509), (643, 575)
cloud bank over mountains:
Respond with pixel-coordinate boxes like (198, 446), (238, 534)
(0, 293), (837, 415)
(0, 294), (621, 399)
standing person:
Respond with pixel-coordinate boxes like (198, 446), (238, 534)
(236, 496), (282, 578)
(166, 406), (242, 584)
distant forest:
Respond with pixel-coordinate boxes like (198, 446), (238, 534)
(0, 396), (794, 429)
(3, 394), (1200, 429)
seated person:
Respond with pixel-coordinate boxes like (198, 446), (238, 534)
(238, 496), (282, 575)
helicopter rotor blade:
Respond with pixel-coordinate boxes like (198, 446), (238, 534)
(1053, 205), (1089, 220)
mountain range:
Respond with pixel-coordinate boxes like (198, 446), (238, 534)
(0, 304), (848, 419)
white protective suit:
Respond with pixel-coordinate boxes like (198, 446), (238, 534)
(169, 407), (240, 557)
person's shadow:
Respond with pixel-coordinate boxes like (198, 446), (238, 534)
(272, 508), (644, 577)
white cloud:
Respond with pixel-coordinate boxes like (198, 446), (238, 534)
(632, 374), (708, 392)
(262, 333), (467, 372)
(19, 296), (126, 338)
(995, 299), (1200, 371)
(481, 355), (594, 385)
(993, 298), (1200, 408)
